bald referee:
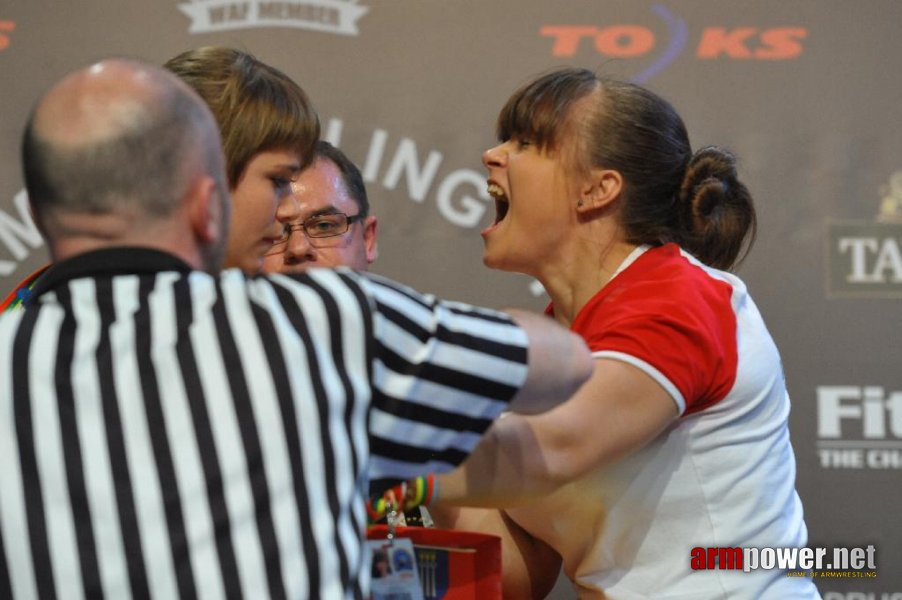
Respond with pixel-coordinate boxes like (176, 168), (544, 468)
(0, 59), (592, 600)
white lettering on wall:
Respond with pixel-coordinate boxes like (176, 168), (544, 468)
(435, 169), (489, 228)
(817, 386), (902, 439)
(838, 237), (902, 283)
(362, 127), (388, 183)
(0, 189), (43, 276)
(323, 117), (343, 147)
(381, 139), (443, 203)
(328, 117), (489, 223)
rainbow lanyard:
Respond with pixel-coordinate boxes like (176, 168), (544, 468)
(0, 264), (51, 313)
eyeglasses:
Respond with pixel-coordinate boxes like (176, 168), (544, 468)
(270, 212), (365, 249)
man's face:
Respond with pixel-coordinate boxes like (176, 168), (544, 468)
(263, 157), (377, 273)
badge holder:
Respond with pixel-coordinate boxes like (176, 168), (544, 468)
(367, 509), (502, 599)
(366, 501), (426, 600)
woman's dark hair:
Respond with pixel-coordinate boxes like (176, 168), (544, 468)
(497, 68), (756, 270)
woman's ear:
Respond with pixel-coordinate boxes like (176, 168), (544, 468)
(578, 169), (622, 214)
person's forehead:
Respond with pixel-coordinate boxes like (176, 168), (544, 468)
(249, 148), (303, 172)
(293, 159), (358, 212)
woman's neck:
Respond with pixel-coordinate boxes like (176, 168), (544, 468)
(539, 237), (639, 327)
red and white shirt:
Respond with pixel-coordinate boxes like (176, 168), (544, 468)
(509, 244), (819, 599)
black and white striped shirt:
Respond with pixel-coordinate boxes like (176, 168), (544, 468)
(0, 248), (529, 600)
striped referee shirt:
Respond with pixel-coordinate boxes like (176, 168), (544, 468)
(0, 247), (529, 600)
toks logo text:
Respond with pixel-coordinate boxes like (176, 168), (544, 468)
(541, 4), (807, 83)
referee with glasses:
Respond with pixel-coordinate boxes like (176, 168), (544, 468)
(0, 59), (593, 599)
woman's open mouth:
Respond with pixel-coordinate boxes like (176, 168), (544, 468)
(482, 182), (509, 237)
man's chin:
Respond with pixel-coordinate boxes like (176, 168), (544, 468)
(261, 256), (284, 274)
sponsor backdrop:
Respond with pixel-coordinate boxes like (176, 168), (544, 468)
(1, 1), (899, 596)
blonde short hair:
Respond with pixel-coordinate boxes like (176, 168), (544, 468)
(165, 46), (319, 187)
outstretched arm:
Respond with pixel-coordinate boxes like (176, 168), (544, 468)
(434, 357), (680, 507)
(361, 275), (593, 489)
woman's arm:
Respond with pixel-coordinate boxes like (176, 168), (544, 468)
(425, 358), (679, 598)
(434, 357), (680, 507)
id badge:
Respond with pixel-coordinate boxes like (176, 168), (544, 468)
(366, 537), (425, 600)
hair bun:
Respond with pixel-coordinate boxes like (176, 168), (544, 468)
(677, 146), (756, 270)
(680, 146), (737, 219)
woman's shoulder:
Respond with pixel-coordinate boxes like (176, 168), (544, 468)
(587, 244), (741, 318)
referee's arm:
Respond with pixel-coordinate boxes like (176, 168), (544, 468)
(504, 308), (593, 415)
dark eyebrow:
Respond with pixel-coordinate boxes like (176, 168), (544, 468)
(304, 206), (342, 219)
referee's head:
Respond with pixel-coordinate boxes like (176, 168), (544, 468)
(21, 58), (231, 273)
